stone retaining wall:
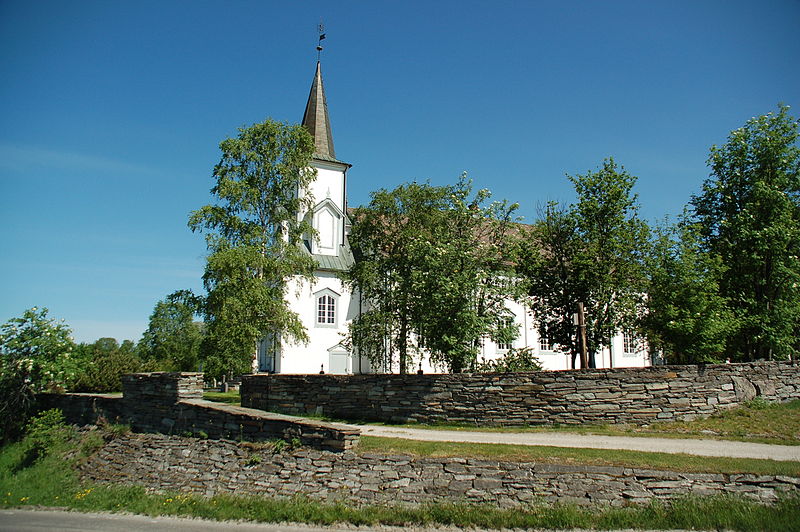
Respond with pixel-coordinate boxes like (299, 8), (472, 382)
(242, 362), (800, 425)
(81, 432), (799, 506)
(38, 372), (358, 451)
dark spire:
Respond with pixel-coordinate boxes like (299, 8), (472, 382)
(302, 61), (336, 160)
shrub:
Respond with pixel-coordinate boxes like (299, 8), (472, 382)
(71, 338), (162, 393)
(0, 307), (76, 442)
(23, 409), (74, 464)
(476, 347), (543, 373)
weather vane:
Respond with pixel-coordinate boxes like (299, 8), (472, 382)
(316, 21), (326, 60)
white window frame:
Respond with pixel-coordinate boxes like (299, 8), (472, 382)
(314, 288), (340, 328)
(538, 324), (557, 353)
(311, 199), (343, 256)
(538, 335), (552, 353)
(623, 330), (638, 356)
(495, 315), (515, 352)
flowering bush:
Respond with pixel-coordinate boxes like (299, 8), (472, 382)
(0, 307), (77, 441)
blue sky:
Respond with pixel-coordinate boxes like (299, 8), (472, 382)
(1, 0), (798, 343)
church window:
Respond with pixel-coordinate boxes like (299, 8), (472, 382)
(538, 325), (554, 352)
(317, 295), (335, 324)
(314, 288), (339, 328)
(311, 200), (342, 256)
(539, 335), (552, 352)
(623, 331), (638, 355)
(495, 316), (515, 351)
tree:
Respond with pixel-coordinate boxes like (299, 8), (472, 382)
(139, 297), (204, 371)
(518, 202), (583, 367)
(188, 119), (318, 380)
(0, 307), (76, 441)
(691, 105), (800, 361)
(572, 159), (650, 365)
(642, 217), (735, 364)
(346, 175), (520, 373)
(346, 180), (452, 373)
(520, 159), (649, 368)
(414, 176), (522, 372)
(72, 337), (155, 393)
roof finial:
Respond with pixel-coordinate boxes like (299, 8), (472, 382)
(316, 21), (326, 61)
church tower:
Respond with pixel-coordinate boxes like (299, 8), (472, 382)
(300, 61), (351, 260)
(260, 59), (362, 375)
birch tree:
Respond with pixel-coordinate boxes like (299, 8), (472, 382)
(188, 119), (317, 379)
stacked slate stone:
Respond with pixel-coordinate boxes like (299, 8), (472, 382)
(241, 362), (800, 426)
(38, 372), (359, 451)
(81, 432), (799, 506)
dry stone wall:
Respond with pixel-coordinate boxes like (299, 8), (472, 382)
(38, 372), (358, 451)
(242, 362), (800, 425)
(81, 432), (798, 506)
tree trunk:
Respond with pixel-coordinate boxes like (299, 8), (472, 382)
(399, 317), (408, 374)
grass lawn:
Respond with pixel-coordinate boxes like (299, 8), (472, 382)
(202, 390), (240, 406)
(358, 436), (800, 476)
(297, 399), (800, 446)
(1, 422), (798, 532)
(640, 398), (800, 444)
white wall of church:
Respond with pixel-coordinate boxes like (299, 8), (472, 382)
(304, 163), (346, 213)
(276, 271), (367, 374)
(266, 263), (651, 374)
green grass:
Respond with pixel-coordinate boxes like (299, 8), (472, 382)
(639, 399), (800, 444)
(358, 436), (800, 476)
(203, 391), (241, 406)
(210, 393), (799, 446)
(1, 428), (799, 531)
(335, 399), (800, 446)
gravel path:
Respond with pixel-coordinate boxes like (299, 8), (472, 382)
(358, 425), (800, 461)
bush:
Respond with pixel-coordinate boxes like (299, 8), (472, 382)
(72, 338), (162, 393)
(476, 347), (543, 373)
(0, 307), (76, 442)
(22, 409), (74, 464)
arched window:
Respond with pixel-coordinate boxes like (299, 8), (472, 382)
(314, 288), (339, 328)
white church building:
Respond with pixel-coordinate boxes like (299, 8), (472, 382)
(257, 61), (652, 375)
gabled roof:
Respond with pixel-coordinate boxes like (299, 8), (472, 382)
(302, 239), (355, 273)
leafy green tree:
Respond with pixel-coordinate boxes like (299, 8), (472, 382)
(347, 180), (453, 373)
(518, 202), (582, 367)
(414, 176), (522, 372)
(188, 119), (318, 379)
(72, 337), (156, 393)
(691, 105), (800, 361)
(573, 158), (650, 366)
(139, 297), (204, 371)
(347, 176), (520, 373)
(520, 159), (649, 368)
(642, 217), (736, 363)
(0, 307), (76, 441)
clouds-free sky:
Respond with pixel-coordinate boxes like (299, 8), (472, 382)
(1, 0), (798, 343)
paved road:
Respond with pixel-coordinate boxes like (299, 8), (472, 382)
(0, 509), (681, 532)
(358, 425), (800, 461)
(0, 509), (424, 532)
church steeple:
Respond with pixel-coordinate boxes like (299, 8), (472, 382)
(302, 61), (336, 161)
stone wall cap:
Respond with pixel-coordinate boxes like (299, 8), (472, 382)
(182, 399), (361, 435)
